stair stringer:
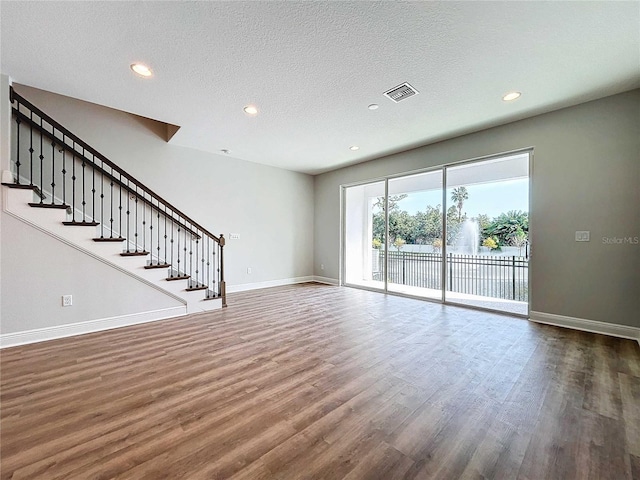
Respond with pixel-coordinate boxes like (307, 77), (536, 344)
(3, 186), (223, 314)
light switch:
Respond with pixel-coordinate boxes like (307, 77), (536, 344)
(229, 233), (240, 240)
(575, 231), (590, 242)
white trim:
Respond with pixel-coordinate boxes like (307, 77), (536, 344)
(0, 306), (187, 349)
(313, 276), (339, 286)
(226, 276), (315, 293)
(529, 311), (640, 346)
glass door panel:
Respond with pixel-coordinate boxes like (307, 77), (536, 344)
(344, 181), (386, 290)
(444, 153), (530, 315)
(387, 171), (443, 300)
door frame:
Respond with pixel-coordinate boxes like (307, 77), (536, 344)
(340, 147), (533, 317)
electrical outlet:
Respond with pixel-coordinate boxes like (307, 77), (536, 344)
(575, 231), (590, 242)
(320, 264), (324, 270)
(247, 267), (252, 274)
(62, 295), (73, 307)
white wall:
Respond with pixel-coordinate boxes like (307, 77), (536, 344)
(1, 212), (184, 335)
(315, 89), (640, 328)
(11, 84), (315, 289)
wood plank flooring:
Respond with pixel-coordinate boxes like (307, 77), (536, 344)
(1, 283), (639, 479)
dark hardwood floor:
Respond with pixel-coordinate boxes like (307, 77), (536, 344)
(1, 283), (639, 479)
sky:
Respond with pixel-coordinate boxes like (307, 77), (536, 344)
(395, 178), (529, 219)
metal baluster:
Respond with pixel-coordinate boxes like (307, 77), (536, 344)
(511, 258), (514, 300)
(91, 155), (96, 222)
(201, 234), (205, 291)
(466, 255), (469, 295)
(109, 168), (114, 238)
(156, 202), (161, 265)
(29, 111), (34, 185)
(134, 186), (139, 252)
(468, 255), (472, 295)
(81, 149), (86, 221)
(504, 258), (507, 299)
(61, 136), (67, 206)
(169, 213), (174, 275)
(475, 255), (479, 297)
(145, 194), (151, 259)
(126, 180), (131, 251)
(38, 116), (44, 203)
(176, 224), (181, 277)
(71, 144), (76, 221)
(50, 138), (56, 204)
(500, 258), (504, 299)
(15, 116), (21, 183)
(468, 255), (471, 295)
(207, 237), (211, 297)
(200, 233), (209, 292)
(99, 159), (104, 237)
(501, 258), (504, 299)
(490, 257), (493, 298)
(195, 236), (200, 287)
(118, 173), (123, 238)
(164, 206), (168, 266)
(141, 191), (146, 254)
(186, 225), (190, 284)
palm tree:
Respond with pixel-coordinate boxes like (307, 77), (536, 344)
(451, 187), (468, 222)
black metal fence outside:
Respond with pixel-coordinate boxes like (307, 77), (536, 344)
(373, 251), (529, 301)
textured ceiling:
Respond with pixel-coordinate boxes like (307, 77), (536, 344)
(1, 1), (639, 174)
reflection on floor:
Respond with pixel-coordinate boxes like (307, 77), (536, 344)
(348, 280), (528, 316)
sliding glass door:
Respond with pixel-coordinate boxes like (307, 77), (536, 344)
(444, 154), (529, 315)
(342, 150), (530, 316)
(387, 171), (443, 300)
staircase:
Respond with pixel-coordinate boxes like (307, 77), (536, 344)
(2, 88), (226, 314)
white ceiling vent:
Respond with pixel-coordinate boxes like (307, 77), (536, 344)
(383, 82), (419, 103)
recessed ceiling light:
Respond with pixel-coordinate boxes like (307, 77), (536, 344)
(349, 146), (360, 151)
(130, 63), (153, 77)
(502, 91), (521, 102)
(368, 104), (379, 110)
(243, 105), (258, 115)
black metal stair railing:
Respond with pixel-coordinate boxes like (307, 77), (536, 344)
(5, 87), (227, 307)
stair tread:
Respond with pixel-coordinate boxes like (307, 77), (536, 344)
(186, 284), (208, 291)
(93, 237), (126, 242)
(144, 263), (171, 269)
(120, 251), (150, 257)
(166, 274), (190, 281)
(3, 182), (37, 189)
(28, 202), (69, 209)
(63, 221), (100, 226)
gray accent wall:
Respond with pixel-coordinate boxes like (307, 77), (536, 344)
(314, 90), (640, 328)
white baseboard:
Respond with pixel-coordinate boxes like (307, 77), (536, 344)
(0, 306), (187, 349)
(529, 311), (640, 346)
(226, 276), (315, 293)
(313, 276), (339, 286)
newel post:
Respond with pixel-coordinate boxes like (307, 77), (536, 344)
(219, 234), (227, 307)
